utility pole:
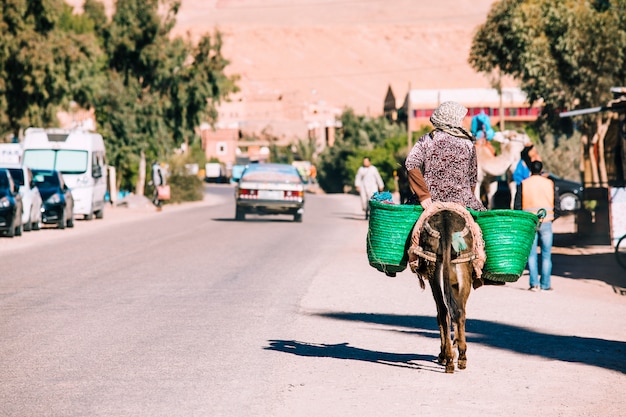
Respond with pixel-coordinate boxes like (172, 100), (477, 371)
(407, 83), (412, 153)
(497, 68), (505, 131)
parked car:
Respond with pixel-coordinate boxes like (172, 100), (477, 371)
(4, 166), (43, 231)
(230, 164), (246, 184)
(234, 163), (305, 222)
(23, 127), (107, 220)
(547, 173), (584, 213)
(0, 168), (23, 237)
(205, 162), (228, 183)
(31, 169), (74, 229)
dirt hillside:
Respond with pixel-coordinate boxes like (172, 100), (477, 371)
(68, 0), (501, 116)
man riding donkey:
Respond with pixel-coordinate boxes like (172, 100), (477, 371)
(404, 101), (490, 372)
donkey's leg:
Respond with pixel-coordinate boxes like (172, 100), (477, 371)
(441, 314), (454, 373)
(454, 314), (467, 370)
(430, 278), (454, 373)
(452, 268), (472, 370)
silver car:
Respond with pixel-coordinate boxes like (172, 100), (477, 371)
(234, 163), (305, 222)
(4, 166), (43, 231)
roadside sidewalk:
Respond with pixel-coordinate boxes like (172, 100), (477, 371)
(538, 214), (625, 295)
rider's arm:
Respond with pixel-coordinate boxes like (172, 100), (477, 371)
(407, 169), (430, 203)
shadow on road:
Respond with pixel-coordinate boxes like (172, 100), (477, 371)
(551, 251), (625, 289)
(265, 340), (440, 372)
(266, 312), (626, 374)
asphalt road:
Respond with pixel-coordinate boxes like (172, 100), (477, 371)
(0, 185), (624, 417)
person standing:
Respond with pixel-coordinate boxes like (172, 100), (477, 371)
(512, 141), (542, 186)
(514, 160), (560, 292)
(151, 161), (166, 210)
(405, 101), (486, 212)
(355, 157), (384, 219)
(470, 110), (496, 155)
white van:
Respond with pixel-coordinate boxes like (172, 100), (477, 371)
(205, 162), (227, 183)
(22, 128), (107, 220)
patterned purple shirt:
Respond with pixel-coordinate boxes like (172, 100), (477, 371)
(405, 130), (486, 211)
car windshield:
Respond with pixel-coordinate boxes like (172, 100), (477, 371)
(23, 149), (88, 174)
(7, 168), (24, 186)
(241, 165), (302, 183)
(32, 171), (60, 187)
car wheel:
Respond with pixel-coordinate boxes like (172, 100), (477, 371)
(559, 192), (580, 212)
(294, 212), (303, 223)
(235, 206), (245, 221)
(6, 223), (15, 238)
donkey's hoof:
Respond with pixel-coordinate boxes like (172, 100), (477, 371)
(457, 360), (467, 370)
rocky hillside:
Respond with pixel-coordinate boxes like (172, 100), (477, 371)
(68, 0), (501, 116)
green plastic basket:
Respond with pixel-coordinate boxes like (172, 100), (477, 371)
(470, 209), (541, 282)
(366, 200), (424, 274)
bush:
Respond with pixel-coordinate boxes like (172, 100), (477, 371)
(167, 173), (204, 203)
(159, 153), (205, 204)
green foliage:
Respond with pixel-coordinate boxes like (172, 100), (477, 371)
(532, 132), (582, 181)
(469, 0), (626, 132)
(160, 153), (204, 203)
(317, 145), (355, 193)
(317, 108), (407, 193)
(91, 0), (238, 192)
(269, 144), (293, 164)
(58, 3), (94, 34)
(0, 0), (104, 137)
(188, 139), (207, 167)
(166, 173), (204, 204)
(83, 0), (107, 38)
(293, 137), (317, 161)
(0, 0), (238, 195)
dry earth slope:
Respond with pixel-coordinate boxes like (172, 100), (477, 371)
(68, 0), (501, 116)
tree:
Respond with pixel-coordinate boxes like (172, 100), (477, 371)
(317, 108), (405, 193)
(166, 32), (240, 152)
(0, 0), (103, 138)
(93, 0), (239, 193)
(469, 0), (626, 186)
(470, 0), (626, 114)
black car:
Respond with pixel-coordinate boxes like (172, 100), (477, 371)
(547, 173), (584, 213)
(31, 169), (74, 229)
(0, 168), (23, 237)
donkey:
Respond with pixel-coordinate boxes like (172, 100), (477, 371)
(408, 202), (485, 373)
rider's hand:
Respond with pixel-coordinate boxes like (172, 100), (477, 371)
(421, 197), (433, 209)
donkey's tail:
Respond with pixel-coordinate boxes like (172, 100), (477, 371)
(441, 211), (460, 322)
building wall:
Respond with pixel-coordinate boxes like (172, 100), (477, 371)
(200, 127), (239, 165)
(404, 87), (542, 131)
